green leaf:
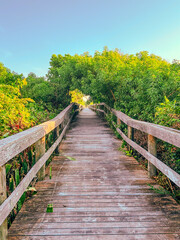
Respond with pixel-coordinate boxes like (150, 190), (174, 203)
(9, 176), (15, 192)
(65, 155), (76, 161)
(25, 187), (37, 193)
(5, 164), (12, 175)
(47, 204), (53, 212)
(49, 166), (52, 179)
(15, 169), (20, 186)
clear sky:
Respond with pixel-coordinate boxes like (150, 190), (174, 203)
(0, 0), (180, 77)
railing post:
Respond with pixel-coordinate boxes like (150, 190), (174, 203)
(61, 111), (70, 134)
(106, 105), (109, 115)
(63, 111), (68, 128)
(105, 106), (108, 114)
(148, 134), (157, 177)
(0, 166), (7, 240)
(64, 114), (67, 127)
(117, 117), (121, 126)
(102, 105), (105, 116)
(61, 116), (65, 129)
(35, 136), (46, 181)
(54, 126), (60, 154)
(127, 126), (134, 151)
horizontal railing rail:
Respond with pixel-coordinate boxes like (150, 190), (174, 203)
(0, 103), (79, 238)
(89, 103), (180, 188)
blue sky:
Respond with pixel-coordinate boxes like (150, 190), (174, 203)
(0, 0), (180, 77)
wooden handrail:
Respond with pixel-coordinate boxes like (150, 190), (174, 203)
(101, 103), (180, 147)
(0, 103), (79, 238)
(0, 103), (75, 166)
(90, 103), (180, 187)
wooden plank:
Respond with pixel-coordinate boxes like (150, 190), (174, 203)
(7, 235), (180, 240)
(7, 226), (180, 235)
(10, 215), (173, 223)
(10, 220), (180, 229)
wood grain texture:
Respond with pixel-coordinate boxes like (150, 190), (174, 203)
(148, 134), (157, 178)
(7, 108), (180, 240)
(0, 166), (7, 239)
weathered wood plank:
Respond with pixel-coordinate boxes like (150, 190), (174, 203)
(7, 226), (180, 235)
(7, 235), (180, 240)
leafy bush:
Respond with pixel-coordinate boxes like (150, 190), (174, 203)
(0, 84), (34, 138)
(155, 96), (180, 129)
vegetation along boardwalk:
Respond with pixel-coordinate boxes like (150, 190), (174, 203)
(7, 108), (180, 239)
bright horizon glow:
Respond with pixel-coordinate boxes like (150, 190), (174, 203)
(0, 0), (180, 77)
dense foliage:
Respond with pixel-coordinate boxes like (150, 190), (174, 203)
(48, 48), (180, 124)
(21, 73), (66, 112)
(0, 64), (57, 139)
(1, 47), (179, 140)
(0, 63), (31, 138)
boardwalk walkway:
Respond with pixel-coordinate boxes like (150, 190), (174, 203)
(8, 108), (180, 240)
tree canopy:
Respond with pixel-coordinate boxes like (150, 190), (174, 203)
(47, 48), (180, 123)
(1, 47), (180, 140)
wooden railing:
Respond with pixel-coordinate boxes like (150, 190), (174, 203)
(0, 103), (79, 239)
(90, 103), (180, 188)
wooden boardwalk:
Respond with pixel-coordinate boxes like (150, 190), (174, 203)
(8, 108), (180, 240)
